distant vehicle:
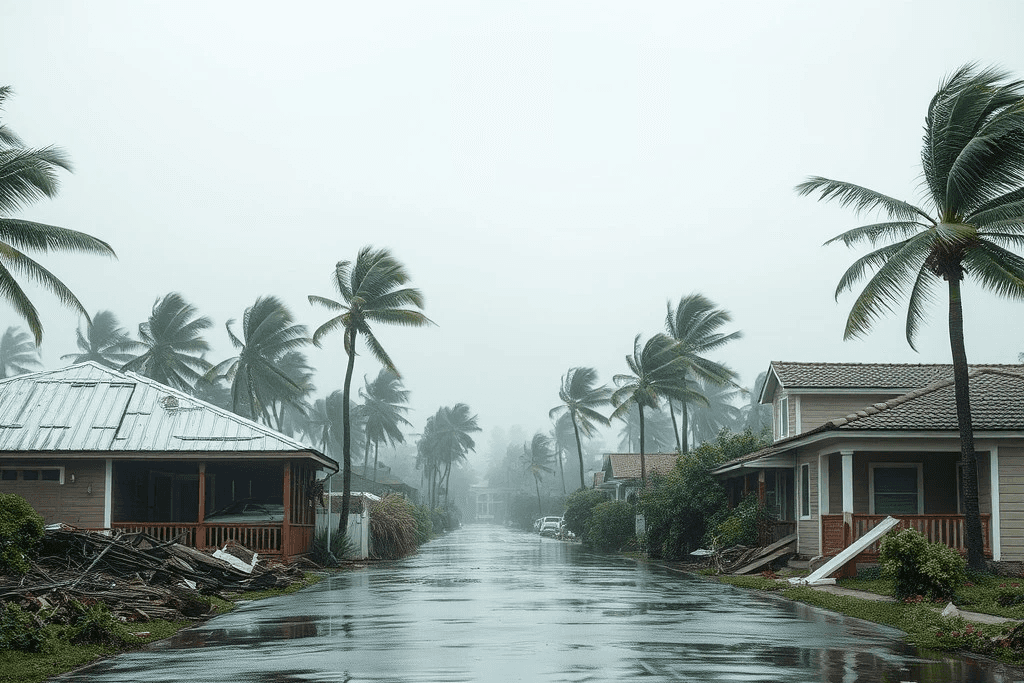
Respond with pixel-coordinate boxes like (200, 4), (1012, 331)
(533, 518), (543, 532)
(539, 516), (562, 536)
(204, 499), (284, 524)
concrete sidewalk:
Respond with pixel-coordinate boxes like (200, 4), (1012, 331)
(807, 583), (1019, 625)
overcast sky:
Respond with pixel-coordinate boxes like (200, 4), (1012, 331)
(3, 1), (1024, 454)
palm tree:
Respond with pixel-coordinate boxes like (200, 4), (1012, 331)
(62, 310), (139, 369)
(611, 334), (689, 487)
(271, 351), (316, 435)
(206, 296), (311, 427)
(615, 403), (676, 454)
(796, 64), (1024, 569)
(521, 431), (555, 516)
(0, 327), (41, 378)
(549, 366), (611, 490)
(686, 376), (743, 447)
(418, 404), (480, 505)
(308, 246), (432, 533)
(664, 294), (742, 453)
(0, 86), (116, 344)
(121, 293), (213, 392)
(741, 371), (772, 437)
(359, 368), (412, 482)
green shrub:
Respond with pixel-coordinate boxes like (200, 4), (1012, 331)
(0, 603), (48, 652)
(309, 529), (353, 566)
(0, 493), (45, 576)
(587, 500), (635, 552)
(878, 527), (967, 600)
(707, 493), (766, 549)
(412, 505), (433, 545)
(563, 489), (608, 541)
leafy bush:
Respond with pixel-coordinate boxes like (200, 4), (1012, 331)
(707, 493), (768, 549)
(879, 527), (967, 600)
(309, 529), (354, 566)
(369, 494), (419, 560)
(0, 603), (48, 652)
(0, 493), (45, 576)
(563, 489), (608, 541)
(587, 500), (635, 552)
(412, 505), (433, 545)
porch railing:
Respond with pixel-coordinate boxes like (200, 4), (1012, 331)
(821, 513), (991, 559)
(111, 522), (285, 555)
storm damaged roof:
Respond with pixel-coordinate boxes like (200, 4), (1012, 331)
(0, 362), (336, 468)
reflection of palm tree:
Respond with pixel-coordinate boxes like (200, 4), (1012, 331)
(664, 294), (742, 453)
(308, 246), (432, 534)
(359, 368), (411, 482)
(0, 86), (116, 345)
(122, 293), (212, 392)
(207, 296), (310, 427)
(62, 311), (139, 369)
(550, 367), (611, 490)
(521, 432), (555, 516)
(611, 334), (689, 486)
(0, 327), (41, 378)
(796, 65), (1024, 569)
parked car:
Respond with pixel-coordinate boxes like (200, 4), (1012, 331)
(204, 499), (284, 523)
(539, 516), (562, 536)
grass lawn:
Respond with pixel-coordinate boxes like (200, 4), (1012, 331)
(2, 573), (325, 683)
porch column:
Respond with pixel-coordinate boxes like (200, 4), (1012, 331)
(818, 455), (830, 515)
(197, 462), (206, 523)
(282, 461), (292, 561)
(991, 447), (1001, 561)
(841, 451), (854, 513)
(757, 470), (766, 506)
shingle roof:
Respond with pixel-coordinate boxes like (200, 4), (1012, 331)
(769, 362), (959, 390)
(716, 367), (1024, 475)
(604, 453), (678, 480)
(0, 362), (336, 468)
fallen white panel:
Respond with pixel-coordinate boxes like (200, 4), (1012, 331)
(789, 515), (900, 586)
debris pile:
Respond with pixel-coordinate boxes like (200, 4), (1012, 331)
(0, 527), (307, 622)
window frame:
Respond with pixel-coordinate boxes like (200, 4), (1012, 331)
(777, 395), (789, 439)
(799, 462), (811, 520)
(0, 466), (65, 484)
(868, 463), (923, 515)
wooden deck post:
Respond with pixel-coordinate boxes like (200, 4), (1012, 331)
(282, 461), (292, 562)
(197, 462), (206, 524)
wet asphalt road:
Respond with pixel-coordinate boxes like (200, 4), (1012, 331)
(56, 524), (1019, 682)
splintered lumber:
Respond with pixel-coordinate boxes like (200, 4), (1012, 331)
(732, 534), (797, 575)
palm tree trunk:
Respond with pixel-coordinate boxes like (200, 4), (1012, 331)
(668, 400), (682, 453)
(338, 327), (357, 537)
(557, 447), (565, 493)
(949, 278), (986, 570)
(372, 441), (379, 483)
(571, 414), (586, 489)
(680, 395), (689, 455)
(444, 462), (452, 504)
(364, 437), (371, 470)
(639, 403), (647, 488)
(535, 475), (543, 516)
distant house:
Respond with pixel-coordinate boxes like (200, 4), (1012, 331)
(596, 453), (679, 502)
(712, 361), (1024, 564)
(0, 362), (337, 561)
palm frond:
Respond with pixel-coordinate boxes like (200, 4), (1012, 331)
(796, 177), (933, 222)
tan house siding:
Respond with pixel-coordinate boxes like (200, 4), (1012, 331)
(796, 452), (819, 556)
(0, 459), (106, 527)
(798, 394), (901, 433)
(999, 448), (1024, 561)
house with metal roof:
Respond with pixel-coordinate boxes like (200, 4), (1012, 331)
(596, 452), (679, 502)
(713, 361), (1024, 567)
(0, 362), (337, 561)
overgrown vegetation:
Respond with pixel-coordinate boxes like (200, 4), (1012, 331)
(587, 501), (636, 552)
(878, 527), (967, 600)
(0, 493), (44, 576)
(369, 494), (420, 559)
(309, 529), (354, 566)
(563, 488), (608, 543)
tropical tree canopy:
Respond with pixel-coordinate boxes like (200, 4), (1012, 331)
(615, 403), (676, 454)
(521, 431), (555, 515)
(121, 292), (212, 392)
(0, 86), (116, 344)
(0, 326), (40, 378)
(360, 368), (412, 480)
(61, 310), (139, 369)
(549, 366), (611, 490)
(797, 63), (1024, 569)
(416, 403), (480, 506)
(206, 295), (310, 426)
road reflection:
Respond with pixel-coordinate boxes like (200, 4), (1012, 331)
(55, 524), (1024, 682)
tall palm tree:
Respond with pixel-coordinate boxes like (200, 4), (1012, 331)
(271, 350), (316, 435)
(426, 404), (481, 504)
(664, 294), (742, 453)
(359, 368), (412, 482)
(796, 64), (1024, 569)
(615, 403), (676, 454)
(206, 296), (311, 427)
(0, 327), (41, 378)
(549, 366), (611, 490)
(521, 431), (555, 516)
(686, 375), (743, 447)
(611, 333), (689, 487)
(121, 293), (213, 392)
(740, 371), (772, 436)
(62, 310), (139, 369)
(0, 86), (116, 344)
(308, 246), (432, 533)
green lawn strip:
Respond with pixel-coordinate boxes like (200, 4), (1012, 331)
(2, 573), (326, 683)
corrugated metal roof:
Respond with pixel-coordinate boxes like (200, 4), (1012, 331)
(0, 362), (335, 467)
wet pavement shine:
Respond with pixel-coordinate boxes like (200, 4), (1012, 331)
(56, 524), (1023, 682)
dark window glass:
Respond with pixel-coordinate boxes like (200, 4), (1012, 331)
(0, 470), (16, 480)
(874, 467), (918, 515)
(41, 469), (60, 481)
(22, 470), (38, 480)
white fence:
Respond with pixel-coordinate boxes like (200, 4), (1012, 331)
(316, 492), (375, 560)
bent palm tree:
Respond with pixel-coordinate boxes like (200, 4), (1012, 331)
(0, 326), (41, 378)
(359, 368), (412, 481)
(0, 86), (116, 344)
(664, 294), (742, 453)
(121, 293), (213, 392)
(62, 310), (139, 369)
(550, 366), (611, 490)
(521, 432), (555, 516)
(797, 64), (1024, 569)
(309, 246), (432, 533)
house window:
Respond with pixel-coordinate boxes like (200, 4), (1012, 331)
(778, 396), (789, 438)
(1, 470), (16, 481)
(800, 463), (810, 519)
(870, 464), (923, 515)
(0, 467), (63, 483)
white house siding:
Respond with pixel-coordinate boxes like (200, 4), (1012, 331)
(999, 447), (1024, 561)
(796, 451), (819, 556)
(798, 394), (900, 433)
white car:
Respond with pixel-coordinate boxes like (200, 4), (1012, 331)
(539, 516), (562, 536)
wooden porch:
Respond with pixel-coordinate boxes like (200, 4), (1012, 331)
(821, 513), (992, 559)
